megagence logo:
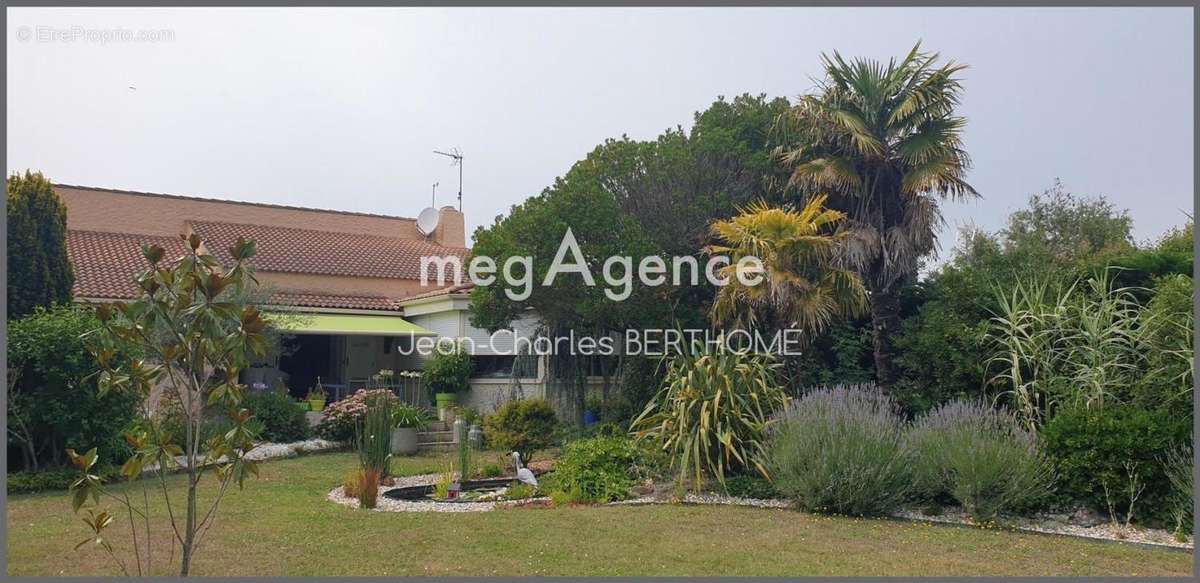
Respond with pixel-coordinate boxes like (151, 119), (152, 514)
(421, 228), (763, 300)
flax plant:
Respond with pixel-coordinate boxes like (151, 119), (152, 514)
(631, 350), (787, 492)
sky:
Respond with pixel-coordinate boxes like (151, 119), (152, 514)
(6, 7), (1195, 259)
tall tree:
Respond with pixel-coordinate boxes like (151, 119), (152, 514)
(778, 44), (977, 387)
(7, 171), (75, 318)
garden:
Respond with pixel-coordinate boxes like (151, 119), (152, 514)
(6, 44), (1195, 577)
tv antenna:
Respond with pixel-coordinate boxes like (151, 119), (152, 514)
(433, 148), (463, 211)
(431, 182), (439, 206)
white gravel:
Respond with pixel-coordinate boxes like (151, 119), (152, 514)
(612, 492), (792, 509)
(894, 507), (1193, 550)
(245, 439), (341, 461)
(609, 486), (1192, 551)
(143, 438), (342, 473)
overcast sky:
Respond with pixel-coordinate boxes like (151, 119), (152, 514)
(6, 7), (1194, 257)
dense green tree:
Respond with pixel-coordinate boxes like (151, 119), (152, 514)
(7, 171), (74, 318)
(1002, 179), (1133, 262)
(777, 44), (977, 387)
(468, 178), (665, 424)
(7, 305), (139, 472)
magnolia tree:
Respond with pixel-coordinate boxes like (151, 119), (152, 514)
(68, 233), (267, 576)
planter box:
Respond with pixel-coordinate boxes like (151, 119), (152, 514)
(391, 427), (419, 456)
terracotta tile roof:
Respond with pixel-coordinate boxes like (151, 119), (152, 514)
(400, 283), (475, 302)
(270, 291), (400, 312)
(68, 230), (404, 312)
(67, 230), (190, 300)
(55, 183), (417, 222)
(188, 220), (468, 281)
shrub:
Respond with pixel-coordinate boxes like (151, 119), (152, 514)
(1135, 274), (1194, 415)
(484, 399), (559, 463)
(723, 474), (779, 500)
(631, 351), (786, 491)
(7, 305), (140, 471)
(391, 403), (429, 429)
(765, 385), (911, 516)
(342, 470), (361, 499)
(544, 435), (652, 503)
(423, 344), (472, 401)
(158, 399), (265, 451)
(506, 482), (537, 500)
(242, 389), (311, 442)
(315, 389), (398, 442)
(909, 399), (1053, 521)
(481, 463), (503, 478)
(8, 466), (122, 495)
(1162, 444), (1193, 537)
(1042, 403), (1189, 523)
(357, 468), (381, 509)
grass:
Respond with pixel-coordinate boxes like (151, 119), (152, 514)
(6, 452), (1192, 576)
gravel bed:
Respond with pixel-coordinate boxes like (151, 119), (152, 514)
(610, 487), (1192, 550)
(327, 473), (550, 513)
(894, 507), (1193, 550)
(612, 492), (791, 509)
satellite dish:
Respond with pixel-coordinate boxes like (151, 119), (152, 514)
(416, 207), (440, 236)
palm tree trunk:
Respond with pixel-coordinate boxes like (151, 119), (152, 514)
(868, 285), (901, 389)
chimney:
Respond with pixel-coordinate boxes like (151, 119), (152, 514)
(435, 206), (465, 248)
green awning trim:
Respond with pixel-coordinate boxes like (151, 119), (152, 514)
(267, 312), (435, 336)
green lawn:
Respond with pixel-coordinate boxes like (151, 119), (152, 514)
(6, 452), (1192, 577)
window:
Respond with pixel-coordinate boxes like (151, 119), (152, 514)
(471, 354), (539, 379)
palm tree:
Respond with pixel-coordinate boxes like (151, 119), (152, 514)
(777, 43), (978, 387)
(707, 194), (867, 336)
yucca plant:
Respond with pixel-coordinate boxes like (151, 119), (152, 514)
(631, 351), (787, 492)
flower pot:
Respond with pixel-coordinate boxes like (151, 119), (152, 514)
(390, 427), (419, 456)
(308, 398), (326, 412)
(452, 417), (466, 444)
(296, 401), (311, 412)
(435, 393), (458, 420)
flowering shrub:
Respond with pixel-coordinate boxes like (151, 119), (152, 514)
(765, 385), (912, 516)
(909, 399), (1053, 522)
(315, 389), (398, 442)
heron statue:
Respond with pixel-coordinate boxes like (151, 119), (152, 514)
(511, 452), (538, 487)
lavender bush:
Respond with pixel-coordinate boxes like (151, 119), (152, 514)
(765, 385), (912, 516)
(908, 399), (1053, 522)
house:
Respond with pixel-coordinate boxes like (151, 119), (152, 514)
(57, 184), (546, 412)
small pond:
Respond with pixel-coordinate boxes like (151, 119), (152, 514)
(382, 477), (519, 503)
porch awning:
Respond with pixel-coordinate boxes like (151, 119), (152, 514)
(267, 312), (436, 336)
